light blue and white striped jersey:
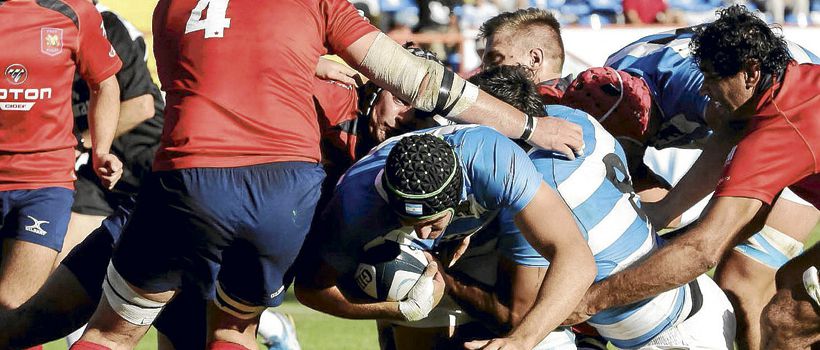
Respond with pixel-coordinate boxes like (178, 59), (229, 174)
(497, 105), (694, 348)
(605, 27), (820, 150)
(320, 125), (543, 277)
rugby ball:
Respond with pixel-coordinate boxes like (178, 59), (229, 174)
(354, 239), (429, 301)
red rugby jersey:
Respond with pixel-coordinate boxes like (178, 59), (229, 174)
(0, 0), (121, 191)
(151, 0), (377, 171)
(715, 62), (820, 209)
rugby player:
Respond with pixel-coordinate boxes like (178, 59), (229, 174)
(0, 51), (444, 349)
(295, 127), (596, 350)
(461, 66), (734, 350)
(565, 6), (820, 349)
(0, 0), (122, 321)
(62, 0), (164, 270)
(479, 8), (571, 104)
(559, 16), (820, 348)
(74, 0), (586, 349)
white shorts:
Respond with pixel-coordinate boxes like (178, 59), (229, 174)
(632, 275), (736, 350)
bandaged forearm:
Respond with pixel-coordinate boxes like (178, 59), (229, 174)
(359, 33), (478, 117)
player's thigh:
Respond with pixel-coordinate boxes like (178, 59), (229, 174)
(761, 248), (820, 349)
(665, 276), (736, 350)
(0, 187), (73, 308)
(765, 191), (819, 243)
(57, 212), (106, 266)
(216, 162), (325, 309)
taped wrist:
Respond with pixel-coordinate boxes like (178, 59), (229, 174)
(360, 33), (478, 118)
(102, 262), (166, 326)
(398, 272), (435, 321)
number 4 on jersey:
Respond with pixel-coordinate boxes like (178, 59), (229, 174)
(185, 0), (231, 38)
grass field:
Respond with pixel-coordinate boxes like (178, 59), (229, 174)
(40, 228), (820, 350)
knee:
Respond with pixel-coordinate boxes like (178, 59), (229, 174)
(760, 288), (818, 344)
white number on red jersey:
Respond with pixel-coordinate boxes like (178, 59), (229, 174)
(185, 0), (231, 39)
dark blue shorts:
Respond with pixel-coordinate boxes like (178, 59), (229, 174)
(112, 162), (325, 307)
(0, 187), (74, 251)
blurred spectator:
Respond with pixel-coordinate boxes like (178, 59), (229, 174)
(623, 0), (679, 23)
(766, 0), (809, 25)
(461, 0), (501, 30)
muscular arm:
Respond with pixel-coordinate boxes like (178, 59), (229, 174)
(647, 136), (736, 228)
(503, 183), (596, 348)
(442, 257), (546, 333)
(87, 75), (120, 155)
(339, 32), (583, 159)
(294, 258), (404, 321)
(581, 196), (768, 317)
(82, 94), (153, 147)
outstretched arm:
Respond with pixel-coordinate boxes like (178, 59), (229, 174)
(339, 32), (584, 159)
(567, 195), (768, 324)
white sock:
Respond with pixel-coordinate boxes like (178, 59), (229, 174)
(258, 310), (285, 342)
(65, 324), (87, 347)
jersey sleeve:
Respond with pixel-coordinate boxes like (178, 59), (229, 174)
(101, 12), (153, 101)
(715, 123), (814, 205)
(459, 127), (542, 213)
(496, 209), (551, 267)
(658, 65), (709, 126)
(76, 3), (122, 85)
(321, 0), (378, 55)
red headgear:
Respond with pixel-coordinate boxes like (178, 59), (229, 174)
(562, 67), (652, 143)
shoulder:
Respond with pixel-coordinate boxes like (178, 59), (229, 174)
(55, 0), (102, 29)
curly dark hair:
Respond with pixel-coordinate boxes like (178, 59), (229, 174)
(468, 65), (544, 118)
(384, 134), (463, 218)
(690, 5), (791, 77)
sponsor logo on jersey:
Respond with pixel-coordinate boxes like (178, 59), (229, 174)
(0, 87), (53, 111)
(24, 215), (49, 236)
(4, 64), (27, 85)
(41, 28), (64, 56)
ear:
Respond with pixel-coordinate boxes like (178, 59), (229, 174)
(529, 47), (544, 71)
(744, 59), (762, 89)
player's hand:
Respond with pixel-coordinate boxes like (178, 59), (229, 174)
(398, 254), (444, 321)
(93, 152), (123, 190)
(316, 57), (363, 86)
(528, 118), (584, 160)
(464, 337), (527, 350)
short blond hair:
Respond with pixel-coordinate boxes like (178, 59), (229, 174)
(479, 8), (564, 67)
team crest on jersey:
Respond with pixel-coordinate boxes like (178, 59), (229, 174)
(41, 28), (64, 56)
(4, 64), (27, 85)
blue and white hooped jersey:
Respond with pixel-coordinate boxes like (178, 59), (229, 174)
(496, 105), (693, 348)
(320, 125), (542, 277)
(605, 27), (820, 150)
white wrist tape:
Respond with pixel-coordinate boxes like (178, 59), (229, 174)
(803, 266), (819, 308)
(398, 270), (436, 321)
(102, 262), (166, 326)
(360, 33), (478, 117)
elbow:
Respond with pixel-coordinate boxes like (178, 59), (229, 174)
(689, 239), (721, 272)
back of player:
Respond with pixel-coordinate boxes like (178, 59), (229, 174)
(76, 1), (378, 349)
(499, 106), (734, 349)
(152, 0), (374, 170)
(605, 27), (819, 150)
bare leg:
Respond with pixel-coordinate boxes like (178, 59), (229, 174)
(716, 197), (818, 350)
(761, 245), (820, 350)
(0, 239), (58, 310)
(56, 212), (105, 267)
